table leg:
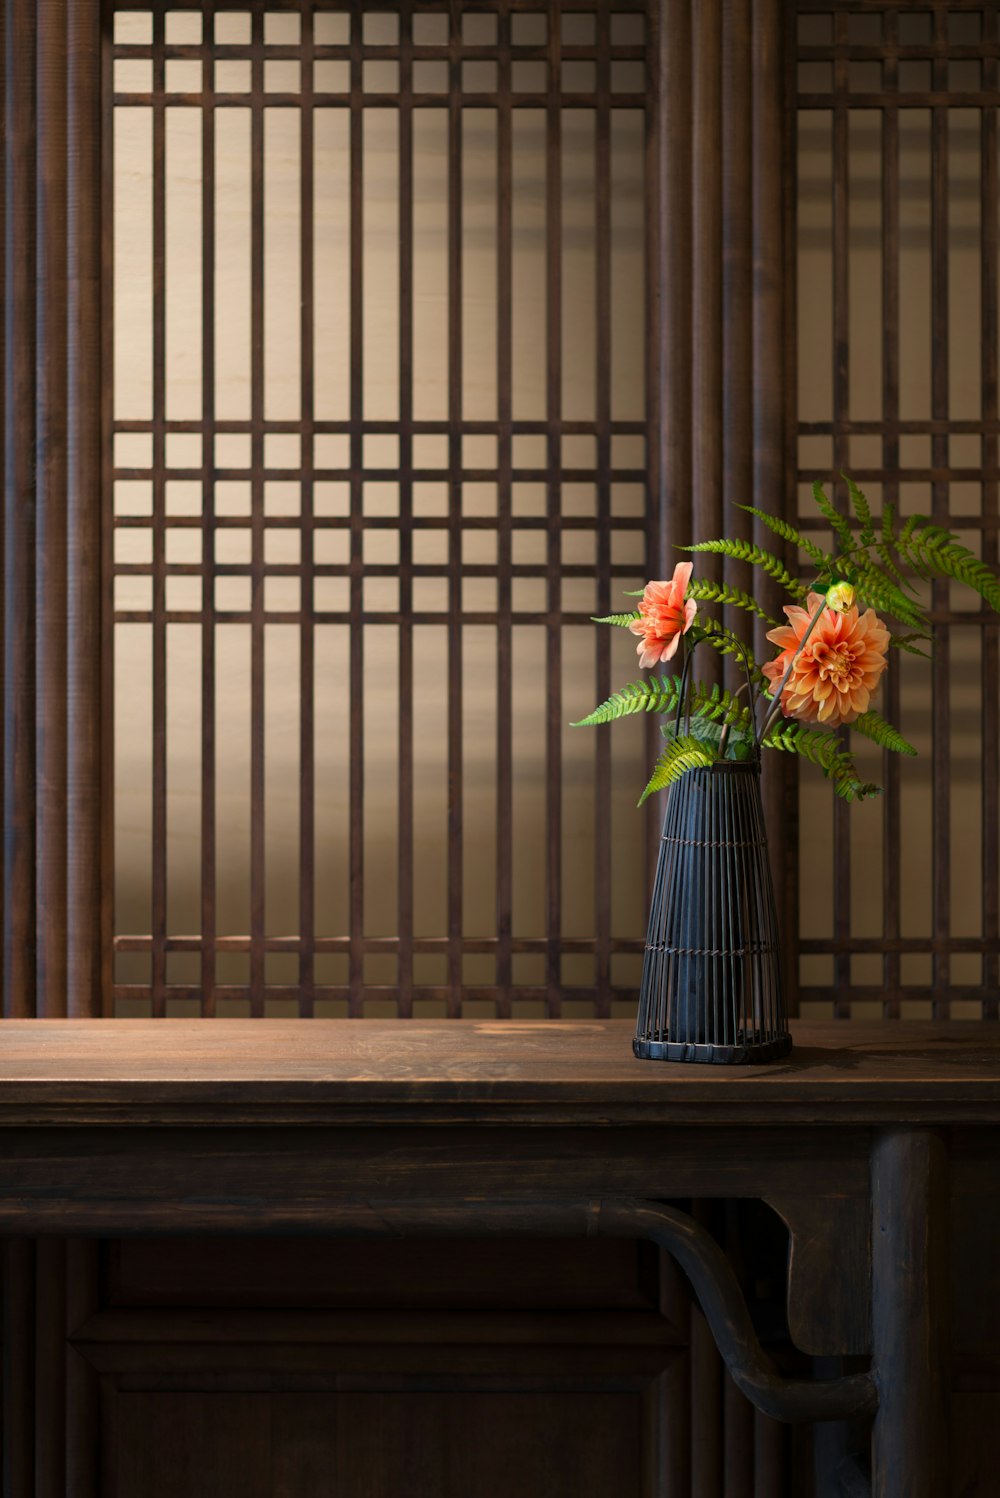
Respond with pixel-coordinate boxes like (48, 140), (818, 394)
(871, 1128), (950, 1497)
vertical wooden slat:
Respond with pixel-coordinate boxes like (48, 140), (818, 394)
(34, 1238), (66, 1498)
(722, 0), (754, 651)
(36, 0), (69, 1018)
(99, 0), (115, 1014)
(150, 2), (167, 1017)
(3, 1240), (34, 1498)
(594, 1), (611, 1016)
(397, 0), (414, 1019)
(881, 11), (902, 1019)
(830, 9), (851, 1016)
(930, 10), (950, 1015)
(200, 0), (217, 1018)
(982, 5), (1000, 1017)
(752, 0), (792, 1009)
(692, 0), (723, 692)
(299, 0), (316, 1018)
(544, 0), (562, 1017)
(4, 0), (38, 1019)
(348, 0), (364, 1015)
(66, 1240), (100, 1498)
(67, 0), (104, 1017)
(249, 1), (266, 1017)
(495, 0), (513, 1019)
(447, 0), (464, 1017)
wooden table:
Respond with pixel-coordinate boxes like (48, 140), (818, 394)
(1, 1018), (998, 1497)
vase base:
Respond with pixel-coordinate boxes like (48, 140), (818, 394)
(632, 1033), (793, 1066)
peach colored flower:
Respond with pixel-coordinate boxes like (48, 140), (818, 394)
(762, 591), (890, 728)
(629, 564), (698, 669)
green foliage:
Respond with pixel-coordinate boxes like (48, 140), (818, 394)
(895, 518), (1000, 613)
(844, 474), (876, 548)
(876, 498), (912, 592)
(638, 736), (716, 806)
(811, 480), (856, 555)
(888, 633), (931, 659)
(681, 539), (809, 600)
(591, 610), (640, 628)
(685, 577), (779, 625)
(737, 505), (831, 573)
(851, 710), (917, 757)
(571, 676), (681, 727)
(763, 723), (882, 802)
(844, 551), (930, 631)
(690, 618), (771, 688)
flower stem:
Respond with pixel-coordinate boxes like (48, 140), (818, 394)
(758, 598), (828, 744)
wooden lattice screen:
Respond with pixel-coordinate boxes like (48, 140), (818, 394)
(108, 0), (659, 1018)
(794, 1), (1000, 1020)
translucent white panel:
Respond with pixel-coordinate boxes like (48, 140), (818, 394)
(561, 627), (595, 939)
(463, 627), (497, 971)
(314, 626), (350, 938)
(215, 624), (251, 936)
(115, 625), (152, 939)
(848, 112), (882, 420)
(165, 109), (202, 420)
(899, 110), (931, 420)
(609, 662), (647, 949)
(413, 111), (448, 420)
(215, 109), (252, 419)
(114, 109), (152, 419)
(264, 109), (301, 419)
(949, 110), (981, 418)
(563, 110), (596, 421)
(797, 110), (833, 422)
(512, 627), (546, 940)
(265, 625), (299, 934)
(412, 626), (447, 953)
(364, 627), (399, 945)
(463, 110), (498, 421)
(166, 625), (201, 935)
(610, 111), (644, 421)
(511, 111), (546, 421)
(364, 110), (399, 420)
(314, 110), (350, 420)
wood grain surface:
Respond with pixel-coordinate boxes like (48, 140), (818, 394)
(0, 1020), (996, 1125)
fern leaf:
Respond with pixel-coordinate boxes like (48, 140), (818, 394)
(572, 677), (680, 727)
(690, 618), (771, 687)
(682, 539), (808, 600)
(889, 633), (931, 658)
(843, 474), (875, 547)
(811, 481), (856, 555)
(897, 519), (1000, 613)
(764, 722), (882, 802)
(638, 735), (716, 806)
(739, 504), (831, 573)
(591, 611), (640, 628)
(851, 710), (918, 757)
(686, 577), (779, 625)
(848, 552), (931, 630)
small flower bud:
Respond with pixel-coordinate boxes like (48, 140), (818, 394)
(825, 581), (856, 614)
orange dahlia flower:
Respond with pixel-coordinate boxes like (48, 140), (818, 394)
(629, 563), (698, 669)
(762, 591), (890, 728)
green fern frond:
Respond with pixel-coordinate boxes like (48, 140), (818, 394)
(811, 481), (856, 555)
(877, 499), (919, 595)
(889, 633), (931, 658)
(638, 735), (716, 806)
(591, 611), (640, 628)
(739, 504), (831, 573)
(571, 676), (680, 727)
(896, 519), (1000, 613)
(851, 710), (918, 756)
(681, 539), (808, 600)
(847, 552), (931, 630)
(686, 577), (779, 625)
(764, 722), (882, 802)
(843, 474), (875, 548)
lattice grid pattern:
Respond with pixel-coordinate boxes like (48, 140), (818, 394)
(794, 2), (1000, 1019)
(108, 0), (654, 1018)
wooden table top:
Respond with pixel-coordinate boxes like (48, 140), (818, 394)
(0, 1019), (998, 1125)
